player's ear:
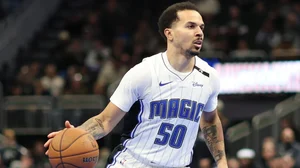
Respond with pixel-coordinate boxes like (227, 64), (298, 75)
(164, 28), (173, 41)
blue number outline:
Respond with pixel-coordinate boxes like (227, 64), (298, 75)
(154, 122), (187, 149)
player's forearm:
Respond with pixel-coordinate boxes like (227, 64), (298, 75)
(77, 114), (109, 140)
(200, 114), (227, 166)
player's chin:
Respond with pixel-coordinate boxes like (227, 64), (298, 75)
(188, 48), (201, 56)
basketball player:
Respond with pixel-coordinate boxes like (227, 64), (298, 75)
(44, 2), (228, 168)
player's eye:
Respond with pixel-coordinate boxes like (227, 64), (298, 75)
(187, 24), (195, 29)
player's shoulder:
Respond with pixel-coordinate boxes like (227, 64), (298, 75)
(195, 56), (218, 78)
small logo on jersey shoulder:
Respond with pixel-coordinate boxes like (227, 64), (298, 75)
(192, 82), (203, 87)
(159, 81), (173, 86)
(120, 159), (127, 165)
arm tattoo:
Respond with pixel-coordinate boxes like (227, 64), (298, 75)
(78, 117), (105, 140)
(202, 125), (224, 163)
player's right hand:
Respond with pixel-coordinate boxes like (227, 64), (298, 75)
(44, 120), (74, 155)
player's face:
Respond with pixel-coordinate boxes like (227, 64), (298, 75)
(169, 10), (204, 56)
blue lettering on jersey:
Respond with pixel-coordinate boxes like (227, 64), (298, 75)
(188, 101), (197, 121)
(149, 99), (167, 119)
(194, 103), (204, 122)
(167, 98), (180, 118)
(149, 99), (204, 123)
(179, 99), (191, 120)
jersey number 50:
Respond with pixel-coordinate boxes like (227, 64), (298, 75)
(154, 122), (187, 149)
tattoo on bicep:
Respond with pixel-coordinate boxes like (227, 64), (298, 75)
(202, 125), (224, 162)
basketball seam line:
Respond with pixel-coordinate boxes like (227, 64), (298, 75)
(48, 148), (99, 159)
(60, 129), (68, 168)
(51, 132), (90, 152)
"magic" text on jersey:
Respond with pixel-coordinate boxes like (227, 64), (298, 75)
(149, 99), (204, 122)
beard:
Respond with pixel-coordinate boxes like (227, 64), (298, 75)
(186, 47), (201, 57)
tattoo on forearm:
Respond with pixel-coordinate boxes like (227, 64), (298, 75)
(78, 117), (105, 140)
(202, 125), (224, 163)
(95, 118), (104, 129)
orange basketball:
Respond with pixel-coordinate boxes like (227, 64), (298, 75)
(48, 128), (99, 168)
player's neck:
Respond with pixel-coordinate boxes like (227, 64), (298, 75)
(166, 48), (195, 73)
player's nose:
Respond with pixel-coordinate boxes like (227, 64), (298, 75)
(195, 28), (203, 38)
(195, 32), (203, 39)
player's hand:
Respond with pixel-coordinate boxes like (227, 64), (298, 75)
(44, 120), (74, 155)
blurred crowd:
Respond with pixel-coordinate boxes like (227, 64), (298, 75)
(192, 126), (300, 168)
(0, 0), (299, 98)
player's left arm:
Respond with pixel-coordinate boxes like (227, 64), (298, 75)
(200, 68), (228, 167)
(200, 109), (227, 167)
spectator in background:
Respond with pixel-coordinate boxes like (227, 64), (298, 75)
(16, 61), (41, 95)
(283, 12), (300, 47)
(280, 118), (300, 142)
(194, 0), (220, 16)
(229, 39), (268, 60)
(271, 34), (299, 58)
(10, 154), (34, 168)
(256, 137), (277, 168)
(267, 156), (294, 168)
(10, 85), (22, 96)
(84, 40), (111, 72)
(224, 5), (249, 52)
(0, 129), (28, 167)
(236, 148), (258, 168)
(277, 127), (300, 167)
(227, 157), (240, 168)
(33, 80), (49, 96)
(64, 75), (89, 94)
(229, 39), (250, 57)
(202, 26), (228, 52)
(133, 19), (159, 54)
(40, 64), (65, 97)
(31, 141), (50, 168)
(94, 52), (129, 97)
(193, 0), (220, 38)
(198, 158), (212, 168)
(255, 19), (281, 53)
(65, 39), (85, 66)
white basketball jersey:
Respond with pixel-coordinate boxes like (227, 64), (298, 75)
(110, 52), (220, 167)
